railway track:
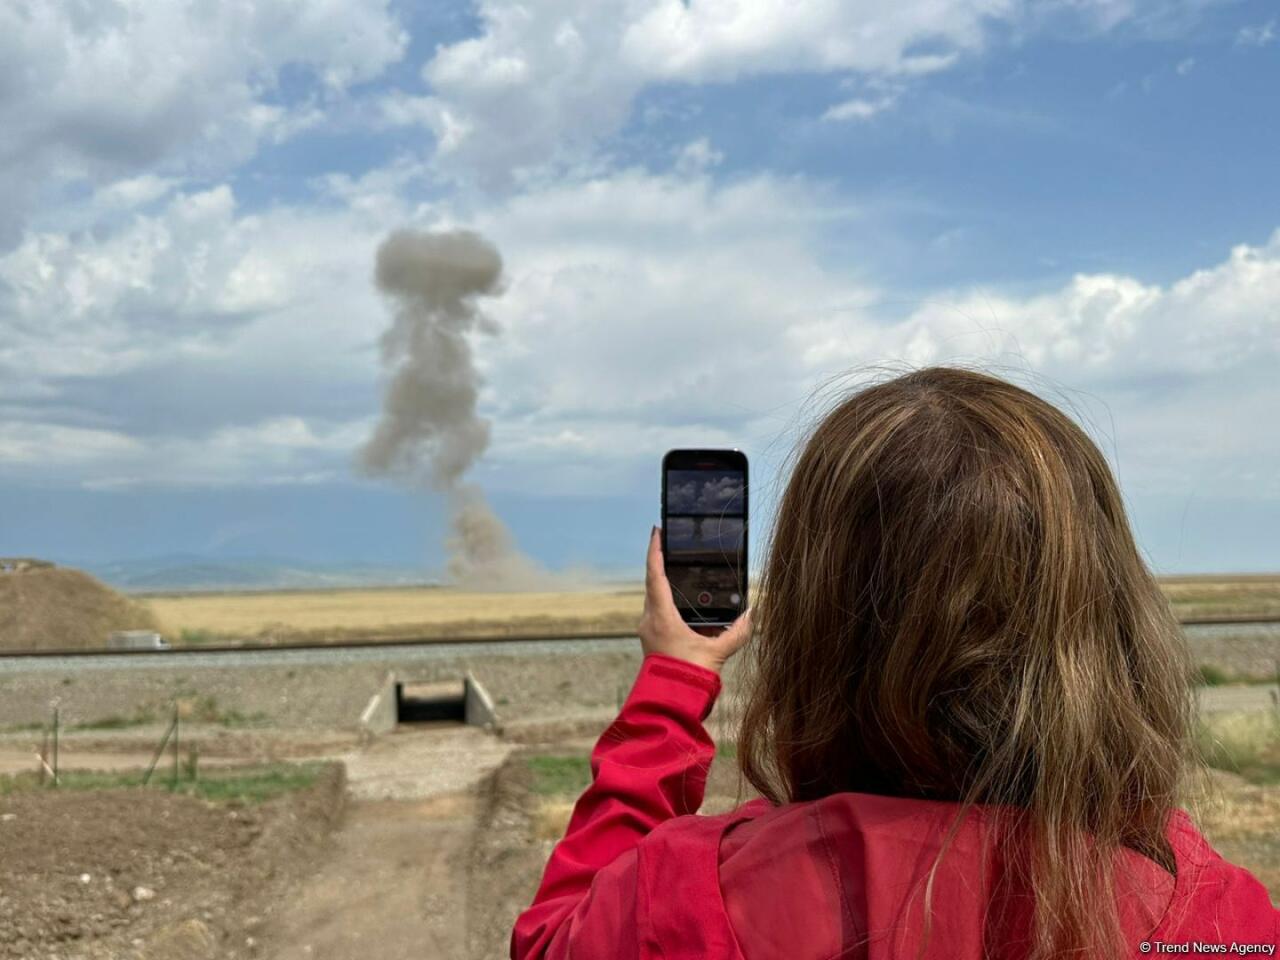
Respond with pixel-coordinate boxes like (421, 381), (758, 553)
(0, 634), (647, 674)
(0, 614), (1277, 661)
(0, 629), (640, 660)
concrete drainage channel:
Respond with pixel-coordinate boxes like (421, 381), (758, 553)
(348, 670), (514, 801)
(359, 670), (499, 737)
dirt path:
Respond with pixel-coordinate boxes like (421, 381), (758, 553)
(339, 723), (513, 801)
(263, 725), (514, 960)
(266, 794), (477, 960)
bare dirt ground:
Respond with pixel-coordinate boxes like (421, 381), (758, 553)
(265, 794), (476, 960)
(0, 725), (512, 960)
(340, 725), (514, 802)
(0, 765), (345, 960)
(259, 725), (513, 960)
(1, 681), (1273, 960)
(3, 714), (1275, 960)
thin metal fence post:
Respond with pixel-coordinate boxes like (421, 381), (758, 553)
(171, 706), (180, 789)
(52, 707), (59, 787)
(142, 712), (177, 786)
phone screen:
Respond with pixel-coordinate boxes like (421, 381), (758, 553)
(661, 449), (748, 626)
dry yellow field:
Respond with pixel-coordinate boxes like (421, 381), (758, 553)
(1159, 574), (1280, 620)
(145, 585), (651, 644)
(142, 575), (1278, 646)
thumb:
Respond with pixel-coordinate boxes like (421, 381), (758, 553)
(714, 606), (753, 657)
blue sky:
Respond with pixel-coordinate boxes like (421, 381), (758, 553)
(0, 0), (1278, 580)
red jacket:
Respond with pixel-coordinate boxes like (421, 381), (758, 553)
(512, 653), (1278, 959)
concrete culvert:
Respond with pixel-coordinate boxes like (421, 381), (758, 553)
(396, 680), (466, 724)
(359, 672), (499, 736)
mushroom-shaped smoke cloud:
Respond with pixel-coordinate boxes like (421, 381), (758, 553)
(361, 228), (547, 589)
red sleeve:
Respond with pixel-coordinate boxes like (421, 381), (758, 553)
(509, 652), (723, 960)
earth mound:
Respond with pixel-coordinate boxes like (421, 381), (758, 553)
(0, 562), (159, 651)
(0, 764), (347, 959)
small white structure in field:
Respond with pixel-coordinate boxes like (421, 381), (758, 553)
(107, 630), (170, 650)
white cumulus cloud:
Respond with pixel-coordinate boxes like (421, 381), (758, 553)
(0, 0), (407, 244)
(3, 158), (1276, 507)
(400, 0), (1194, 185)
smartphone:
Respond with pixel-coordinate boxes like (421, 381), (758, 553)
(661, 448), (748, 627)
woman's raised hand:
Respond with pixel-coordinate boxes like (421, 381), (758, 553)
(637, 526), (752, 674)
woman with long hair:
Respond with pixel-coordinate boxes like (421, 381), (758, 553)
(511, 367), (1277, 960)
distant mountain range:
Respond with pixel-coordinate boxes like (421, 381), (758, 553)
(77, 555), (442, 593)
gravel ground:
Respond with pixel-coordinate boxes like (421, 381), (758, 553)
(0, 622), (1271, 743)
(1, 624), (1274, 732)
(0, 641), (649, 730)
(1182, 622), (1280, 678)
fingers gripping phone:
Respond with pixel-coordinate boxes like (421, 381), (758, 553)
(661, 449), (748, 627)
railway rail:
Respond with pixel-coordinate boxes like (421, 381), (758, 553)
(0, 613), (1277, 660)
(0, 630), (640, 661)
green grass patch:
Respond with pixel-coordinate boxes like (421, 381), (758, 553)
(186, 763), (323, 802)
(526, 743), (735, 797)
(1196, 664), (1235, 686)
(1195, 664), (1279, 686)
(20, 697), (271, 734)
(70, 707), (159, 731)
(0, 761), (325, 803)
(527, 754), (592, 797)
(214, 708), (271, 729)
(0, 722), (47, 734)
(1196, 712), (1280, 785)
(0, 721), (47, 737)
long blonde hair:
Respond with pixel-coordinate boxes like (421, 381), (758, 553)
(737, 366), (1194, 959)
